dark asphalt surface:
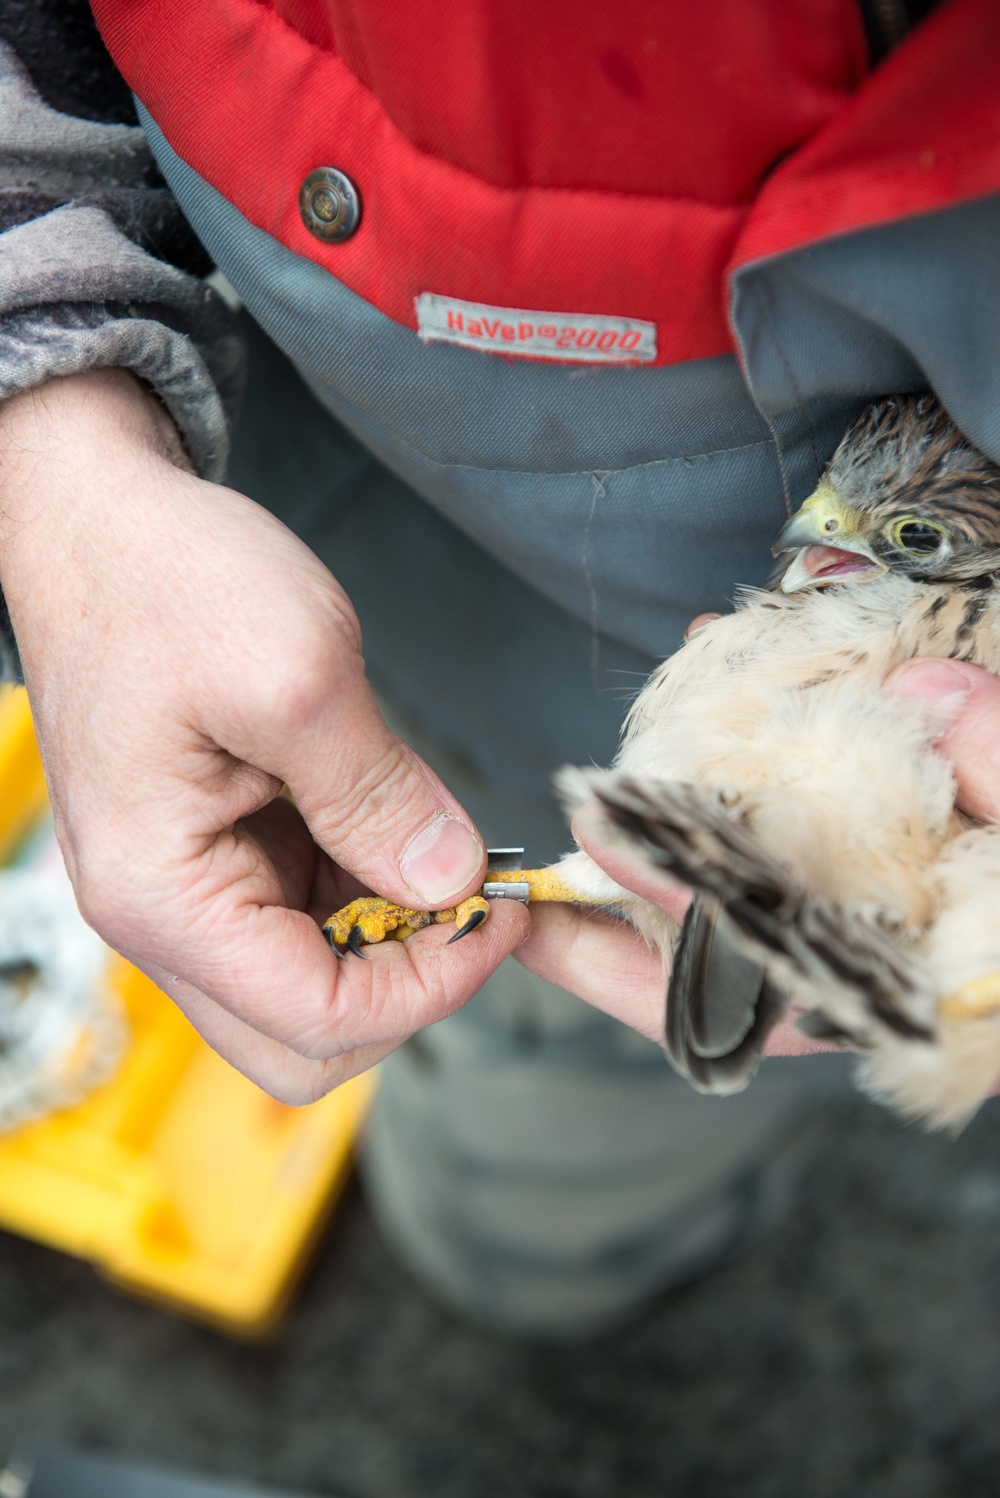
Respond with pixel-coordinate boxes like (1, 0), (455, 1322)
(2, 1096), (1000, 1498)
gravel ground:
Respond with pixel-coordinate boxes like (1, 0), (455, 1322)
(2, 1095), (1000, 1498)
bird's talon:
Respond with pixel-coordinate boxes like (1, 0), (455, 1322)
(322, 924), (348, 957)
(347, 925), (367, 959)
(447, 907), (489, 944)
(441, 894), (491, 945)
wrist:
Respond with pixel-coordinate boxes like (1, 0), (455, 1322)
(0, 368), (191, 576)
(1, 365), (189, 470)
(0, 368), (189, 504)
(0, 371), (196, 665)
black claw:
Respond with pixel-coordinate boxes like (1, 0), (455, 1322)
(322, 924), (348, 957)
(447, 908), (488, 944)
(347, 924), (368, 958)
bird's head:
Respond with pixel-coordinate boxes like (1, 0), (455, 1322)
(773, 395), (1000, 594)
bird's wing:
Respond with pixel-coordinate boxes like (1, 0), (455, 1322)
(666, 897), (785, 1093)
(580, 771), (934, 1091)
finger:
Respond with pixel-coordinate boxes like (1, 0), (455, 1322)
(884, 658), (1000, 821)
(147, 961), (400, 1103)
(571, 800), (693, 921)
(516, 903), (667, 1042)
(685, 612), (721, 640)
(241, 649), (488, 913)
(763, 1011), (841, 1057)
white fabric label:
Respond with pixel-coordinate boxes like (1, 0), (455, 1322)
(415, 293), (657, 364)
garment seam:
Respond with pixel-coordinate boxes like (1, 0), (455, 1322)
(308, 380), (777, 478)
(423, 436), (776, 481)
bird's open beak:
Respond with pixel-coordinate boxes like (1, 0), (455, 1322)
(773, 480), (886, 594)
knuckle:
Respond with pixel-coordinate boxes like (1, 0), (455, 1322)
(73, 870), (123, 941)
(69, 839), (155, 950)
(252, 1053), (361, 1107)
(63, 830), (114, 928)
(252, 1072), (323, 1107)
(257, 640), (340, 730)
(248, 597), (363, 734)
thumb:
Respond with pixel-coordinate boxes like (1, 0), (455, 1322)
(884, 657), (1000, 822)
(273, 664), (487, 908)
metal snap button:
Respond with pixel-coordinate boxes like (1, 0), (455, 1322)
(299, 167), (361, 243)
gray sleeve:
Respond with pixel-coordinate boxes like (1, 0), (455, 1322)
(0, 37), (242, 482)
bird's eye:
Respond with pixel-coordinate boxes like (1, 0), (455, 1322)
(887, 517), (951, 555)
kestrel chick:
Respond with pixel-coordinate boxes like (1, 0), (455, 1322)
(558, 394), (1000, 1130)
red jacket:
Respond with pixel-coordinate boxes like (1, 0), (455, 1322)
(92, 0), (1000, 370)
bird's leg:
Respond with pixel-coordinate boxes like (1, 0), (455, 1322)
(482, 868), (588, 902)
(938, 976), (1000, 1023)
(322, 867), (602, 956)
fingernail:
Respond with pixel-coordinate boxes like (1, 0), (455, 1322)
(886, 660), (973, 735)
(399, 814), (485, 904)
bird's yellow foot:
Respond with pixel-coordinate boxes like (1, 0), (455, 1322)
(322, 894), (492, 956)
(939, 974), (1000, 1023)
(322, 897), (432, 957)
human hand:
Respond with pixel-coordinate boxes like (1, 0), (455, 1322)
(884, 658), (1000, 820)
(0, 371), (528, 1101)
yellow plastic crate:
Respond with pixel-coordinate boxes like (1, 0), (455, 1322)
(0, 687), (374, 1337)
